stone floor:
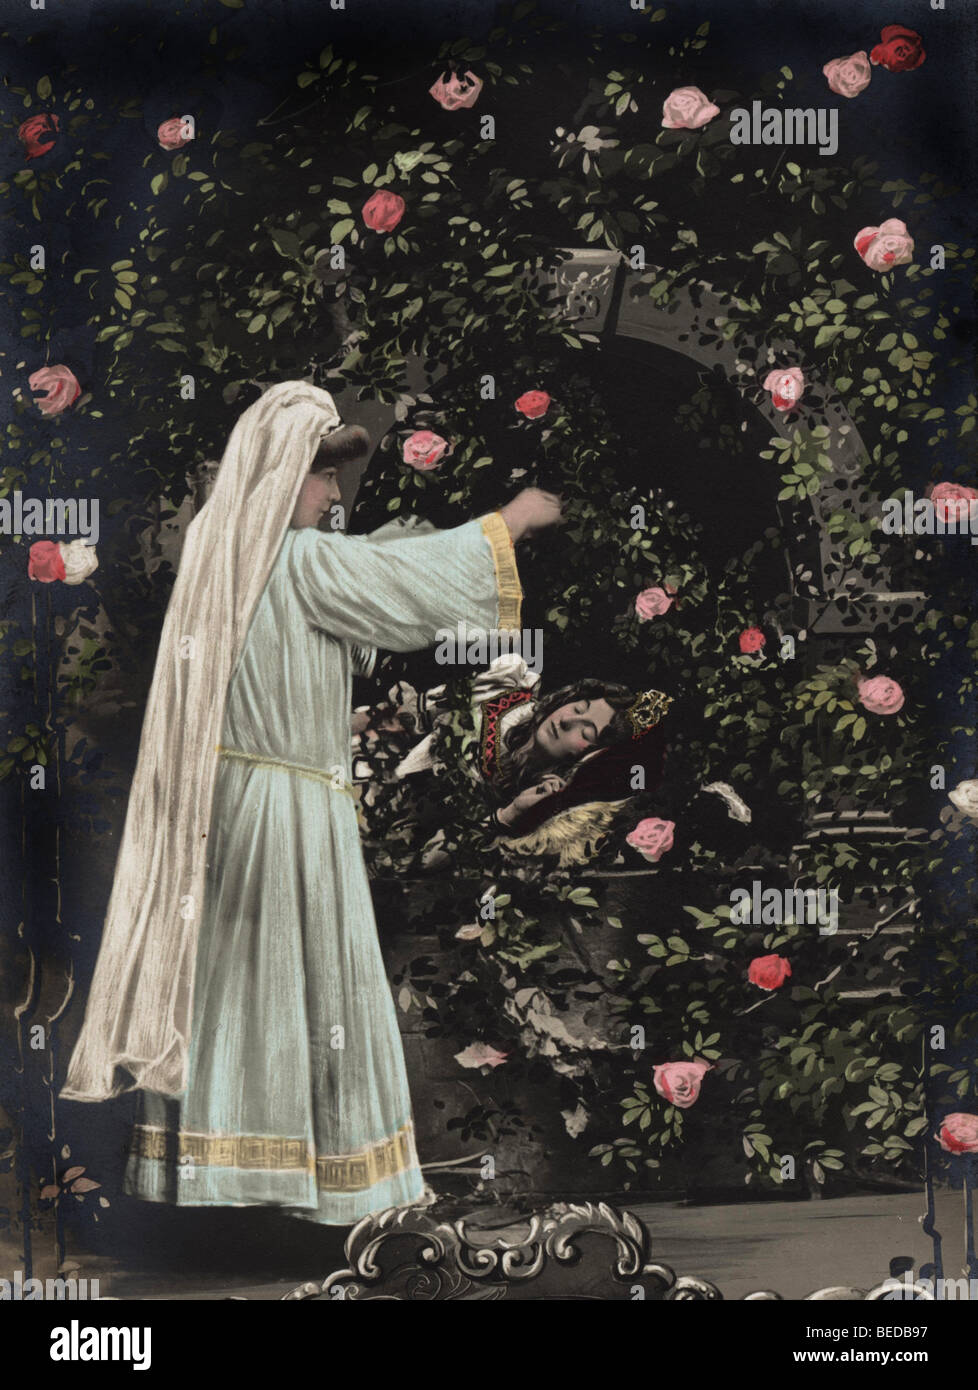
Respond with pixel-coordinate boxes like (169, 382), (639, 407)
(6, 1187), (964, 1301)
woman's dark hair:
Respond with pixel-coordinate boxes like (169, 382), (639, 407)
(498, 677), (637, 796)
(311, 424), (370, 470)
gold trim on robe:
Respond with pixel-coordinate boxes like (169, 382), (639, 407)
(480, 511), (523, 632)
(129, 1120), (417, 1193)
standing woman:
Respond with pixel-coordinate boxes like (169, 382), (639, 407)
(61, 381), (560, 1224)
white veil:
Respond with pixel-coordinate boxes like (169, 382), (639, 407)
(62, 381), (342, 1100)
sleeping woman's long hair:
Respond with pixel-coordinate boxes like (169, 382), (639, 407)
(494, 677), (637, 800)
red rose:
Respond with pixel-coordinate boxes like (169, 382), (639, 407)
(936, 1112), (978, 1155)
(748, 954), (792, 991)
(28, 541), (66, 583)
(739, 627), (765, 654)
(762, 367), (805, 412)
(857, 675), (905, 716)
(18, 113), (60, 161)
(652, 1060), (711, 1110)
(362, 190), (405, 234)
(870, 25), (925, 73)
(429, 70), (483, 111)
(515, 390), (551, 419)
(28, 365), (81, 416)
(402, 430), (448, 471)
(157, 117), (194, 151)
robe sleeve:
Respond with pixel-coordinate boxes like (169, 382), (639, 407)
(287, 511), (522, 652)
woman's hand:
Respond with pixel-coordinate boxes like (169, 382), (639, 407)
(496, 774), (567, 827)
(499, 488), (564, 543)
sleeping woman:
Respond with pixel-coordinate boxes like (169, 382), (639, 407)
(353, 654), (678, 867)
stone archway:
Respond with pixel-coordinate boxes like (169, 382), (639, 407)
(539, 248), (924, 977)
(546, 248), (925, 637)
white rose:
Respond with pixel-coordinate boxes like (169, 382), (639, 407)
(59, 540), (98, 586)
(948, 779), (978, 819)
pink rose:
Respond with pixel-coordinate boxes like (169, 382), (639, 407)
(514, 390), (551, 419)
(930, 482), (978, 526)
(763, 367), (805, 412)
(28, 541), (66, 583)
(634, 586), (674, 622)
(936, 1112), (978, 1155)
(748, 954), (792, 991)
(626, 816), (675, 864)
(362, 190), (405, 234)
(402, 429), (448, 471)
(18, 113), (60, 160)
(157, 117), (193, 150)
(661, 86), (720, 130)
(822, 51), (872, 98)
(739, 627), (765, 654)
(857, 675), (905, 716)
(429, 70), (483, 111)
(870, 25), (925, 74)
(853, 219), (914, 272)
(455, 1042), (508, 1070)
(653, 1060), (711, 1110)
(29, 365), (81, 416)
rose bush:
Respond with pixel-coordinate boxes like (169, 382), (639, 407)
(1, 6), (971, 1212)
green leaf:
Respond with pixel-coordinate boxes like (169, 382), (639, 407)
(330, 218), (355, 243)
(268, 227), (303, 258)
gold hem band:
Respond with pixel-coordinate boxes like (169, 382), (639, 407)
(129, 1120), (417, 1193)
(480, 512), (523, 632)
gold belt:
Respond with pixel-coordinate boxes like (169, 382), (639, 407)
(216, 745), (355, 797)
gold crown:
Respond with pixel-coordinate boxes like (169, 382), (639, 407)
(626, 688), (673, 737)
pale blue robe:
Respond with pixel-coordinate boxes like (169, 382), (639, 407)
(123, 515), (518, 1224)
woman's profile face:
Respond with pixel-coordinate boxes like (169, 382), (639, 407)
(290, 466), (342, 529)
(533, 697), (616, 761)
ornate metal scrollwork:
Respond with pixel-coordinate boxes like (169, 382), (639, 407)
(273, 1202), (931, 1301)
